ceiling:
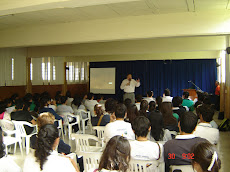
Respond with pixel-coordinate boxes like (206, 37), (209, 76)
(0, 0), (230, 30)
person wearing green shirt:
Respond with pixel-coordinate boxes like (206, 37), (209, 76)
(182, 92), (194, 111)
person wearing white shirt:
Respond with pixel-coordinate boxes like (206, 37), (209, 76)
(23, 124), (79, 172)
(120, 74), (140, 104)
(0, 127), (21, 172)
(162, 88), (173, 103)
(130, 116), (163, 162)
(84, 93), (99, 117)
(194, 104), (219, 145)
(135, 94), (142, 111)
(57, 96), (74, 115)
(143, 91), (155, 103)
(104, 103), (135, 143)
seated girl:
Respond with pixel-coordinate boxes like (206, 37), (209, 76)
(91, 104), (110, 126)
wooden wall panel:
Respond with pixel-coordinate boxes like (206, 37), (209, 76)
(32, 85), (63, 98)
(67, 84), (88, 97)
(0, 86), (26, 100)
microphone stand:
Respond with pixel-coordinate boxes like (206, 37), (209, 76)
(188, 81), (203, 92)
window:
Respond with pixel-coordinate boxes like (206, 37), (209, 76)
(30, 62), (33, 80)
(42, 57), (51, 81)
(11, 58), (14, 80)
(66, 61), (87, 83)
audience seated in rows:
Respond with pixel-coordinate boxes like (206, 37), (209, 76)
(130, 116), (163, 163)
(91, 104), (110, 126)
(139, 100), (149, 117)
(0, 126), (21, 172)
(143, 90), (155, 103)
(66, 91), (74, 106)
(162, 89), (173, 103)
(194, 104), (219, 145)
(71, 96), (86, 114)
(23, 124), (79, 172)
(57, 96), (74, 115)
(104, 98), (117, 122)
(135, 94), (142, 110)
(155, 96), (162, 110)
(191, 141), (221, 172)
(84, 93), (98, 117)
(160, 102), (179, 132)
(104, 103), (135, 143)
(125, 104), (139, 124)
(11, 99), (36, 134)
(4, 98), (16, 114)
(96, 136), (130, 172)
(182, 91), (194, 111)
(172, 96), (186, 118)
(164, 112), (207, 172)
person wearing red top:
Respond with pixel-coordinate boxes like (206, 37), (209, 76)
(215, 81), (220, 110)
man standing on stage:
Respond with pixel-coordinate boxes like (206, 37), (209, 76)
(215, 81), (220, 111)
(120, 74), (140, 104)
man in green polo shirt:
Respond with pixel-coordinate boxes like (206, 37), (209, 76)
(182, 91), (194, 111)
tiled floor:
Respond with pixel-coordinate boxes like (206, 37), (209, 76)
(9, 113), (230, 172)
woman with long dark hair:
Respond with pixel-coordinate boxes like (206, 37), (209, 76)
(126, 104), (139, 123)
(0, 127), (21, 172)
(23, 124), (79, 172)
(191, 141), (221, 172)
(97, 136), (131, 172)
(139, 100), (149, 117)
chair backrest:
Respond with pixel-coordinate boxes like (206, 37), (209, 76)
(76, 110), (91, 120)
(0, 119), (15, 131)
(170, 165), (193, 172)
(129, 159), (160, 172)
(12, 120), (35, 137)
(58, 112), (72, 125)
(81, 152), (102, 172)
(93, 126), (105, 139)
(54, 119), (63, 129)
(71, 133), (101, 152)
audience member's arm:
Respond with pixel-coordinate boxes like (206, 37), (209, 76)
(65, 156), (80, 172)
(30, 119), (36, 125)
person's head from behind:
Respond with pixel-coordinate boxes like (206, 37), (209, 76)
(37, 112), (55, 130)
(215, 81), (219, 87)
(24, 93), (33, 103)
(135, 94), (142, 103)
(115, 103), (127, 119)
(182, 91), (189, 99)
(164, 89), (171, 96)
(203, 97), (212, 105)
(140, 100), (148, 112)
(94, 104), (104, 118)
(0, 127), (5, 158)
(179, 111), (198, 134)
(148, 101), (156, 112)
(87, 93), (94, 100)
(191, 141), (221, 172)
(55, 94), (61, 104)
(15, 99), (24, 110)
(172, 96), (183, 107)
(197, 91), (205, 102)
(72, 96), (82, 107)
(156, 96), (162, 107)
(97, 94), (104, 100)
(55, 91), (62, 96)
(99, 136), (130, 172)
(4, 98), (12, 107)
(105, 98), (117, 114)
(127, 74), (132, 81)
(160, 102), (172, 115)
(124, 98), (132, 108)
(11, 93), (19, 104)
(149, 113), (164, 141)
(60, 96), (67, 105)
(147, 91), (153, 97)
(197, 104), (214, 123)
(0, 101), (6, 114)
(40, 96), (50, 108)
(127, 104), (139, 123)
(65, 91), (71, 98)
(132, 116), (151, 138)
(35, 124), (59, 170)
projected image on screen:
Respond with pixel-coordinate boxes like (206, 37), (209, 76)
(90, 68), (116, 94)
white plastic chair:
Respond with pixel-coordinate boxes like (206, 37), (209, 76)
(54, 119), (64, 139)
(170, 165), (193, 172)
(92, 126), (105, 140)
(12, 120), (37, 155)
(81, 152), (102, 172)
(129, 159), (160, 172)
(0, 120), (23, 155)
(71, 133), (103, 154)
(76, 110), (91, 134)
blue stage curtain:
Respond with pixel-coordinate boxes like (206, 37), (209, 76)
(90, 59), (217, 101)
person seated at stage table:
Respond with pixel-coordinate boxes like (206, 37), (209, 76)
(162, 88), (173, 103)
(148, 111), (172, 142)
(125, 104), (139, 124)
(194, 104), (219, 145)
(91, 104), (110, 126)
(139, 100), (149, 117)
(182, 91), (194, 111)
(135, 94), (142, 110)
(191, 141), (221, 172)
(23, 124), (79, 172)
(84, 93), (98, 117)
(39, 97), (63, 121)
(57, 96), (74, 115)
(0, 127), (21, 172)
(143, 90), (155, 103)
(130, 116), (163, 163)
(11, 99), (36, 135)
(172, 96), (186, 118)
(160, 102), (179, 132)
(104, 103), (135, 143)
(164, 112), (207, 172)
